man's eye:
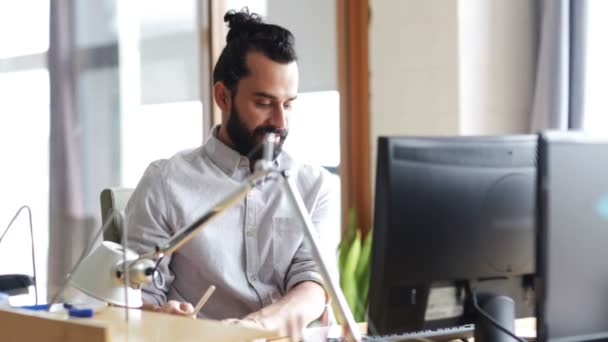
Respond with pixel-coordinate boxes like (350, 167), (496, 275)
(256, 102), (272, 107)
(284, 102), (292, 109)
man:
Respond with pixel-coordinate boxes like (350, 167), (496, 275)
(125, 9), (336, 333)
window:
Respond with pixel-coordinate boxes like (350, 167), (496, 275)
(121, 101), (203, 186)
(0, 69), (49, 304)
(582, 0), (608, 136)
(0, 1), (50, 307)
(283, 90), (341, 169)
(0, 1), (49, 58)
(118, 0), (204, 186)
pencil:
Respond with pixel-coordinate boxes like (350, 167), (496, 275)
(194, 285), (216, 314)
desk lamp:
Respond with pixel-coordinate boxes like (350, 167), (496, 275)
(68, 134), (362, 341)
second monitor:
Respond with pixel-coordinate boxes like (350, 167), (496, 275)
(368, 135), (537, 341)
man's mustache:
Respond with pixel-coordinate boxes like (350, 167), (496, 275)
(253, 126), (288, 141)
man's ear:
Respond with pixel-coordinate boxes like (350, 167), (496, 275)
(213, 82), (231, 113)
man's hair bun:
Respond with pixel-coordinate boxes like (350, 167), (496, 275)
(224, 8), (262, 43)
(213, 8), (296, 92)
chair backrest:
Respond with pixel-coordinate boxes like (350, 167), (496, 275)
(100, 187), (134, 243)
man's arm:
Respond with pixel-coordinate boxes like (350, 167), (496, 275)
(126, 163), (174, 304)
(242, 281), (326, 333)
(127, 162), (194, 316)
(238, 168), (338, 332)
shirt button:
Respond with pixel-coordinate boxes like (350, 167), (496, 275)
(251, 274), (258, 281)
(246, 230), (253, 237)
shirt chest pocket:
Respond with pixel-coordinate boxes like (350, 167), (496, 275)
(272, 216), (304, 275)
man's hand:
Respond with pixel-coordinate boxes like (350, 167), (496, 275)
(236, 281), (326, 336)
(140, 300), (195, 316)
(223, 314), (306, 340)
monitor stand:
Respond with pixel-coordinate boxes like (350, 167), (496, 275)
(474, 294), (517, 342)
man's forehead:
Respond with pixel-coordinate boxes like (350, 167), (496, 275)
(240, 51), (299, 97)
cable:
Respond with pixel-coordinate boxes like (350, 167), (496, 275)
(152, 257), (166, 289)
(120, 209), (130, 322)
(467, 282), (526, 342)
(0, 205), (38, 304)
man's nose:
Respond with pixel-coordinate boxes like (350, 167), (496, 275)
(269, 105), (287, 130)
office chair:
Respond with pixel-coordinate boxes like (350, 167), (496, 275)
(100, 187), (134, 243)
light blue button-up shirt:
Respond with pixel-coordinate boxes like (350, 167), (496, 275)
(125, 127), (337, 319)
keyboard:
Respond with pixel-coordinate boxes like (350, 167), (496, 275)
(327, 324), (475, 341)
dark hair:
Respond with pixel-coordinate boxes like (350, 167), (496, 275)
(212, 8), (297, 93)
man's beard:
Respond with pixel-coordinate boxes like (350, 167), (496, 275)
(225, 103), (288, 167)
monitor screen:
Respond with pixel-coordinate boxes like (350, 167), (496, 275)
(368, 135), (537, 336)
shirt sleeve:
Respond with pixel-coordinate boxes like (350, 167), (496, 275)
(125, 162), (175, 305)
(284, 168), (340, 295)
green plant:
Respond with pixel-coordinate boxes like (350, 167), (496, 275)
(337, 208), (372, 322)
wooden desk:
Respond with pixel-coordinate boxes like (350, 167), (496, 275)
(0, 306), (280, 342)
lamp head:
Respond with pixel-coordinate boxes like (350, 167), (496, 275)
(70, 241), (145, 308)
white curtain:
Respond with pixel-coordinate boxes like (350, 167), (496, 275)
(530, 0), (588, 131)
(48, 0), (91, 301)
(47, 0), (113, 301)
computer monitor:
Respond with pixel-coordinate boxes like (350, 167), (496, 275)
(368, 135), (537, 340)
(537, 132), (608, 341)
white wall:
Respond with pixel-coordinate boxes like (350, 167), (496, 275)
(369, 0), (538, 183)
(458, 0), (537, 135)
(369, 0), (460, 183)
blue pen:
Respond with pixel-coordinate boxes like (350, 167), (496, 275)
(18, 303), (52, 311)
(68, 308), (94, 318)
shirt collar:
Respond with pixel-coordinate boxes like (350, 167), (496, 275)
(203, 126), (249, 176)
(203, 125), (283, 177)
